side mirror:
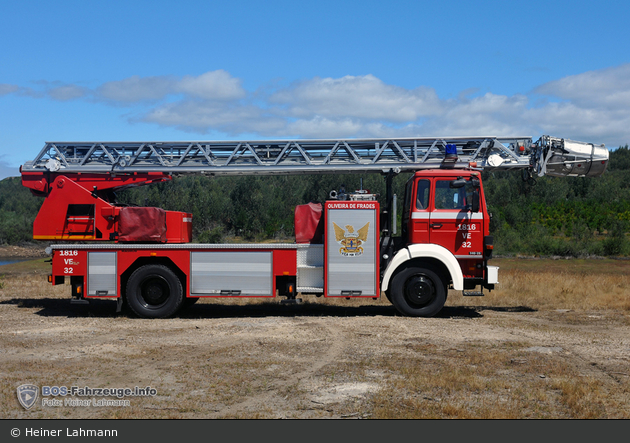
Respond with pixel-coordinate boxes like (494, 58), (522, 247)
(471, 189), (480, 212)
(449, 178), (466, 188)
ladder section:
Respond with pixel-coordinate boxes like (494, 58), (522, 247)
(20, 135), (608, 177)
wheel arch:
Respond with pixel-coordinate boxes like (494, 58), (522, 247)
(381, 244), (464, 292)
(120, 256), (187, 299)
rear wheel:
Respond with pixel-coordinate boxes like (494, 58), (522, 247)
(390, 266), (446, 317)
(126, 264), (183, 318)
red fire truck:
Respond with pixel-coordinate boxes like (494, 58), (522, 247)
(20, 136), (608, 318)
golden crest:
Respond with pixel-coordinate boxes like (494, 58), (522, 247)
(332, 222), (370, 256)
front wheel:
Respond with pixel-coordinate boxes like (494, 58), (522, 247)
(390, 266), (446, 317)
(126, 264), (183, 318)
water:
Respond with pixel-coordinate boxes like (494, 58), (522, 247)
(0, 259), (26, 266)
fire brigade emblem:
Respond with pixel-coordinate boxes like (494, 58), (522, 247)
(17, 384), (38, 410)
(333, 222), (370, 257)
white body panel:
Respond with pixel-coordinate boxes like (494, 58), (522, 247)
(87, 251), (117, 296)
(325, 203), (378, 296)
(191, 251), (273, 296)
(486, 265), (499, 285)
(381, 244), (464, 292)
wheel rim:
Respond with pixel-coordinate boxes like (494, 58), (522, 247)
(403, 274), (436, 308)
(139, 275), (170, 309)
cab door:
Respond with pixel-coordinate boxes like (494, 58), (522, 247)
(429, 177), (484, 259)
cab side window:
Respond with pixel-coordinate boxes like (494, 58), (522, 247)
(415, 179), (430, 210)
(402, 178), (413, 219)
(435, 180), (466, 210)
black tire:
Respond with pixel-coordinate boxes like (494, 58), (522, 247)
(125, 264), (183, 318)
(390, 266), (446, 317)
(384, 289), (392, 303)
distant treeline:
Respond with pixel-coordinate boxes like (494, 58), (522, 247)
(483, 145), (630, 256)
(1, 145), (629, 256)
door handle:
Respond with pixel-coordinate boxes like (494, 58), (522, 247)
(430, 223), (443, 229)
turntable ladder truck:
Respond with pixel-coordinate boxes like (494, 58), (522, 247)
(20, 135), (609, 318)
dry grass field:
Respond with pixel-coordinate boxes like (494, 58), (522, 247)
(0, 255), (629, 419)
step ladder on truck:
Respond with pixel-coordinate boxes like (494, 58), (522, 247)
(19, 135), (609, 318)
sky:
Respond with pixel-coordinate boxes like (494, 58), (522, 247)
(1, 0), (630, 179)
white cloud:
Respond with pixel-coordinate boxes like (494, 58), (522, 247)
(137, 68), (630, 146)
(284, 117), (367, 139)
(177, 70), (245, 101)
(0, 84), (19, 96)
(4, 66), (630, 147)
(47, 84), (88, 101)
(535, 63), (630, 109)
(271, 75), (443, 121)
(0, 158), (19, 180)
(95, 70), (245, 104)
(0, 84), (42, 98)
(144, 100), (285, 135)
(97, 75), (177, 103)
(523, 102), (630, 144)
(421, 93), (532, 137)
(528, 64), (630, 146)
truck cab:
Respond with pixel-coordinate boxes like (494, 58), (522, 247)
(381, 169), (498, 317)
(402, 169), (493, 282)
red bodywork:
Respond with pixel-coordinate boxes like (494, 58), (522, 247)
(405, 169), (491, 279)
(30, 170), (295, 301)
(50, 246), (297, 300)
(294, 202), (324, 244)
(22, 171), (192, 243)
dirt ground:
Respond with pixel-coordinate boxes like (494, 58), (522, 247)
(1, 249), (629, 419)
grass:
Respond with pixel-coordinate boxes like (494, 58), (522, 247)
(0, 258), (51, 275)
(364, 338), (629, 419)
(454, 257), (630, 312)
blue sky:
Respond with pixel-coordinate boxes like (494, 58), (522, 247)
(1, 0), (629, 179)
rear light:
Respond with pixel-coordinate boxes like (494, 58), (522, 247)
(483, 236), (494, 258)
(48, 275), (52, 283)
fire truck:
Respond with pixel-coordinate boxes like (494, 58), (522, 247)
(20, 135), (609, 318)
